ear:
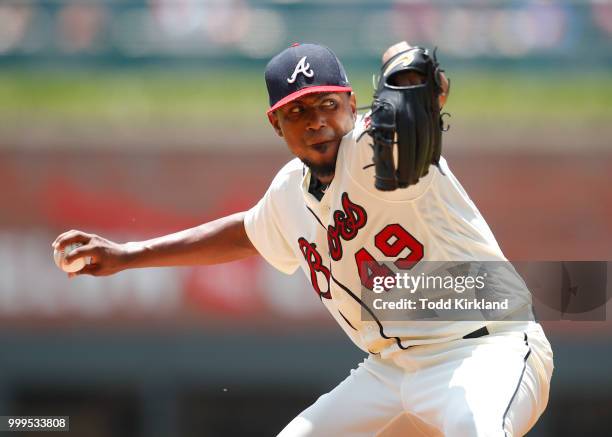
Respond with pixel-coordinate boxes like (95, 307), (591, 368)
(267, 112), (284, 137)
(349, 93), (357, 119)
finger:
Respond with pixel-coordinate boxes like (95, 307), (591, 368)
(53, 229), (81, 247)
(440, 72), (450, 96)
(53, 229), (89, 247)
(54, 231), (92, 251)
(64, 245), (98, 264)
(438, 72), (450, 109)
(382, 41), (412, 64)
(72, 263), (102, 277)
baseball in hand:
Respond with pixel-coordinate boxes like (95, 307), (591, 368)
(53, 242), (91, 273)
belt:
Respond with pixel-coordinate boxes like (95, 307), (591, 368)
(462, 326), (489, 339)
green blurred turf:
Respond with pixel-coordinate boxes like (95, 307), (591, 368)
(0, 68), (610, 125)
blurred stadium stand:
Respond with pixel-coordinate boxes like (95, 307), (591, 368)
(0, 0), (610, 64)
(0, 1), (611, 436)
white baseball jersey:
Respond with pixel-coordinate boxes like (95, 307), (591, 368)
(244, 114), (532, 358)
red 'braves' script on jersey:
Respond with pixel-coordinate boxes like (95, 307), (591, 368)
(299, 192), (367, 299)
(298, 238), (331, 299)
(327, 192), (367, 261)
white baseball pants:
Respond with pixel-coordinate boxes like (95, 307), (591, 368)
(277, 322), (553, 437)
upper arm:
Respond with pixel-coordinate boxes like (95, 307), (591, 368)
(236, 211), (258, 254)
(214, 210), (257, 254)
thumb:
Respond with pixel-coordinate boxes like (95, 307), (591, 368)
(64, 245), (97, 264)
(69, 263), (102, 278)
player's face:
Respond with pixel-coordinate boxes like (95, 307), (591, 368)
(269, 92), (357, 183)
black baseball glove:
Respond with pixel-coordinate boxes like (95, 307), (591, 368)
(365, 46), (448, 191)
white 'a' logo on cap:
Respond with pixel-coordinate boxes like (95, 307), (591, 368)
(287, 56), (314, 83)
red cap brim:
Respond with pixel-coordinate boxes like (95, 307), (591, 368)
(267, 85), (352, 114)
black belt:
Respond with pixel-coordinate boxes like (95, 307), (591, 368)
(462, 326), (489, 339)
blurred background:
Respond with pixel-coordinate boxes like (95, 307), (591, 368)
(0, 0), (610, 435)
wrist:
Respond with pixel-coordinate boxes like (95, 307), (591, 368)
(121, 241), (147, 268)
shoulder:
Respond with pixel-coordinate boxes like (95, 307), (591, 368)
(268, 157), (304, 192)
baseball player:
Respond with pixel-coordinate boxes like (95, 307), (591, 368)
(53, 42), (553, 436)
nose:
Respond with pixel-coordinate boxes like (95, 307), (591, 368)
(305, 109), (326, 131)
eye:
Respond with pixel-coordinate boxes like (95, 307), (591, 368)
(288, 105), (303, 114)
(321, 99), (337, 108)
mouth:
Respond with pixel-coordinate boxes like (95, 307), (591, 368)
(308, 139), (338, 153)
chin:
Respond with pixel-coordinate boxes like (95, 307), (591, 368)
(299, 139), (341, 179)
(302, 158), (336, 179)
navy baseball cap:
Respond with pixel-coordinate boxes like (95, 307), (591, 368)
(265, 43), (352, 114)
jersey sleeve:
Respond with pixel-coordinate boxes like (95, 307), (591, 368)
(244, 166), (300, 275)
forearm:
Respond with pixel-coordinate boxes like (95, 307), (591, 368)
(124, 211), (257, 268)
